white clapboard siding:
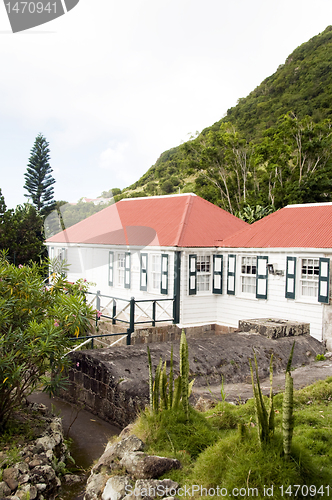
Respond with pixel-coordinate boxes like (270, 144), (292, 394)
(216, 251), (324, 341)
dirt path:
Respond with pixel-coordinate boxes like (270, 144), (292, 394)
(192, 358), (332, 404)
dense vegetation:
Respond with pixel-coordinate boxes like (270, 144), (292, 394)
(112, 26), (332, 216)
(132, 376), (332, 499)
(0, 254), (95, 432)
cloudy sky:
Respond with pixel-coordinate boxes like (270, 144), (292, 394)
(1, 0), (332, 209)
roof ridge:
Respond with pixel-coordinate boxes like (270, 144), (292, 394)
(174, 195), (194, 246)
(120, 193), (196, 202)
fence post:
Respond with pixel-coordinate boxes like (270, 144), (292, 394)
(112, 298), (116, 325)
(126, 297), (135, 345)
(152, 300), (156, 327)
(95, 290), (101, 328)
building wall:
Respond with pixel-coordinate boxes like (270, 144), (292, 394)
(48, 242), (175, 301)
(180, 248), (326, 341)
(48, 243), (329, 343)
(217, 249), (325, 341)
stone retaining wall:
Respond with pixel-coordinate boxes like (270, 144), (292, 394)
(60, 332), (324, 429)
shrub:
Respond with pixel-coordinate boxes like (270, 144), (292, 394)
(0, 253), (95, 431)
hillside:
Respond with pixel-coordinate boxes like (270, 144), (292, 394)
(111, 26), (332, 215)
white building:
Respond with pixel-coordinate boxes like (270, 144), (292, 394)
(46, 196), (332, 348)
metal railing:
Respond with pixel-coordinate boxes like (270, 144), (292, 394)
(83, 290), (175, 347)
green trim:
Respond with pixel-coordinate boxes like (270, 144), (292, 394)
(161, 254), (169, 295)
(213, 255), (223, 294)
(318, 257), (330, 304)
(227, 254), (236, 295)
(285, 256), (296, 299)
(108, 251), (114, 286)
(140, 253), (148, 291)
(189, 254), (197, 295)
(256, 256), (268, 299)
(124, 252), (131, 289)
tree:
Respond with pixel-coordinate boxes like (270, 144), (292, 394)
(24, 133), (56, 215)
(0, 190), (46, 265)
(0, 254), (95, 431)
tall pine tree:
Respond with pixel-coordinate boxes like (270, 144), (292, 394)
(24, 134), (56, 215)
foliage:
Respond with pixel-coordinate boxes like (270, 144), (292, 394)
(131, 377), (332, 497)
(249, 352), (274, 445)
(23, 133), (56, 215)
(147, 331), (193, 420)
(236, 204), (274, 224)
(0, 192), (46, 265)
(282, 342), (295, 459)
(132, 406), (218, 460)
(109, 27), (332, 213)
(0, 254), (95, 432)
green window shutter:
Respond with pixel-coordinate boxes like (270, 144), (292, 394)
(227, 254), (236, 295)
(256, 256), (268, 299)
(213, 255), (223, 294)
(161, 254), (168, 295)
(109, 251), (114, 286)
(124, 252), (131, 289)
(318, 257), (330, 304)
(50, 247), (54, 258)
(140, 253), (148, 291)
(60, 247), (66, 261)
(189, 254), (197, 295)
(285, 256), (296, 299)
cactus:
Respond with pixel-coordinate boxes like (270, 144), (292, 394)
(168, 345), (174, 408)
(282, 342), (295, 459)
(147, 346), (153, 411)
(147, 330), (193, 417)
(180, 329), (189, 419)
(160, 361), (168, 410)
(249, 350), (274, 445)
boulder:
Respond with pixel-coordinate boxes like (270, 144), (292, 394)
(120, 452), (181, 479)
(101, 475), (132, 500)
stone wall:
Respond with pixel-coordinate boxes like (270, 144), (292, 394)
(92, 321), (236, 348)
(238, 318), (310, 339)
(60, 332), (324, 429)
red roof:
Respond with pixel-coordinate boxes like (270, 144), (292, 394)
(221, 203), (332, 248)
(47, 194), (248, 248)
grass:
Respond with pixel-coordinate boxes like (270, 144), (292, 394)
(131, 377), (332, 499)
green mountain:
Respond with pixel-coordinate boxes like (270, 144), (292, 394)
(113, 26), (332, 217)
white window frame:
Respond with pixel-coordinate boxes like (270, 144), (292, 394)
(300, 257), (319, 300)
(196, 254), (211, 293)
(150, 254), (161, 293)
(116, 252), (125, 287)
(240, 255), (257, 296)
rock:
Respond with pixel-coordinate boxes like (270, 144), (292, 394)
(101, 475), (132, 500)
(63, 474), (84, 485)
(93, 435), (144, 473)
(16, 484), (38, 500)
(120, 452), (181, 479)
(0, 479), (12, 497)
(194, 396), (215, 412)
(119, 424), (134, 439)
(3, 466), (19, 491)
(134, 479), (179, 498)
(29, 464), (56, 484)
(85, 473), (108, 500)
(36, 482), (47, 491)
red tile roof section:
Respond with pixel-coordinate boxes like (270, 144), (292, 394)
(220, 203), (332, 248)
(47, 194), (248, 248)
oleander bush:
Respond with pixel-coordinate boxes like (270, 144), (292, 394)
(0, 252), (94, 432)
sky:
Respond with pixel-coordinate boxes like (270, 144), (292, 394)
(1, 0), (332, 209)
